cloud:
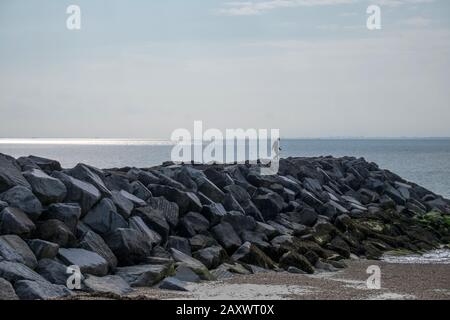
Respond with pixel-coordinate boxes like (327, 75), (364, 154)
(217, 0), (436, 16)
(398, 16), (432, 27)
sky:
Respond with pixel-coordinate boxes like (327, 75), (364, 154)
(0, 0), (449, 139)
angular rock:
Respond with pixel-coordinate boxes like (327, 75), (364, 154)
(174, 265), (201, 283)
(19, 155), (62, 173)
(105, 228), (152, 266)
(111, 190), (134, 218)
(58, 248), (109, 276)
(0, 186), (43, 220)
(43, 203), (81, 233)
(0, 207), (35, 236)
(23, 169), (67, 204)
(211, 222), (242, 253)
(148, 185), (202, 214)
(83, 274), (133, 296)
(79, 230), (118, 270)
(231, 242), (275, 269)
(192, 246), (227, 269)
(68, 163), (111, 196)
(0, 235), (37, 269)
(168, 236), (191, 256)
(27, 239), (60, 260)
(36, 219), (76, 247)
(0, 153), (31, 192)
(36, 258), (71, 285)
(279, 251), (314, 274)
(115, 263), (175, 287)
(189, 234), (218, 251)
(202, 203), (227, 225)
(0, 260), (47, 283)
(132, 206), (170, 241)
(0, 277), (18, 300)
(130, 181), (153, 201)
(178, 212), (210, 238)
(52, 171), (101, 215)
(83, 198), (128, 236)
(170, 248), (214, 280)
(129, 216), (162, 248)
(159, 276), (189, 291)
(14, 280), (71, 300)
(222, 213), (257, 235)
(147, 196), (179, 228)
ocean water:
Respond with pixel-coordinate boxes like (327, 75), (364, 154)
(0, 138), (449, 198)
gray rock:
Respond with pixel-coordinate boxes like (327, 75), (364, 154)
(0, 277), (18, 300)
(83, 198), (128, 236)
(111, 190), (134, 218)
(23, 169), (67, 204)
(159, 277), (189, 291)
(0, 153), (31, 192)
(0, 186), (43, 220)
(58, 248), (109, 276)
(36, 258), (71, 285)
(68, 163), (111, 196)
(115, 263), (175, 287)
(133, 206), (170, 241)
(0, 207), (35, 236)
(147, 196), (180, 228)
(36, 219), (76, 247)
(130, 181), (153, 201)
(189, 234), (218, 251)
(252, 193), (284, 220)
(79, 230), (118, 270)
(18, 155), (62, 173)
(14, 280), (71, 300)
(129, 216), (162, 248)
(148, 185), (202, 214)
(0, 260), (47, 283)
(43, 203), (81, 233)
(287, 266), (307, 274)
(211, 222), (242, 253)
(202, 203), (227, 225)
(192, 246), (227, 269)
(52, 171), (101, 215)
(279, 251), (314, 274)
(222, 212), (257, 235)
(105, 228), (152, 266)
(174, 265), (201, 283)
(240, 230), (271, 252)
(254, 221), (279, 239)
(0, 235), (37, 269)
(204, 168), (234, 189)
(231, 242), (275, 269)
(170, 248), (214, 280)
(196, 176), (225, 203)
(83, 275), (133, 296)
(179, 212), (210, 238)
(168, 236), (192, 256)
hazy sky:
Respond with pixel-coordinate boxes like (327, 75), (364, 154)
(0, 0), (449, 139)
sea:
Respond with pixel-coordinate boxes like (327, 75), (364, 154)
(1, 138), (449, 199)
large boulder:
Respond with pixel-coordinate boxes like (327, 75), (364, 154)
(148, 185), (202, 214)
(192, 246), (227, 269)
(231, 242), (275, 269)
(52, 171), (101, 215)
(0, 277), (18, 300)
(178, 211), (210, 238)
(83, 275), (133, 296)
(42, 203), (81, 234)
(35, 258), (71, 285)
(211, 222), (242, 253)
(252, 192), (284, 220)
(14, 280), (71, 300)
(27, 239), (60, 260)
(0, 153), (30, 192)
(202, 203), (227, 225)
(67, 163), (111, 196)
(0, 261), (47, 283)
(189, 234), (218, 251)
(168, 236), (192, 256)
(0, 235), (37, 269)
(147, 197), (179, 229)
(79, 230), (118, 270)
(279, 251), (314, 274)
(36, 219), (76, 247)
(58, 248), (109, 276)
(82, 198), (128, 236)
(0, 207), (35, 236)
(170, 248), (214, 280)
(0, 186), (43, 220)
(115, 263), (175, 287)
(18, 155), (62, 173)
(128, 216), (162, 248)
(105, 228), (152, 266)
(111, 190), (134, 218)
(132, 206), (170, 241)
(23, 169), (67, 204)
